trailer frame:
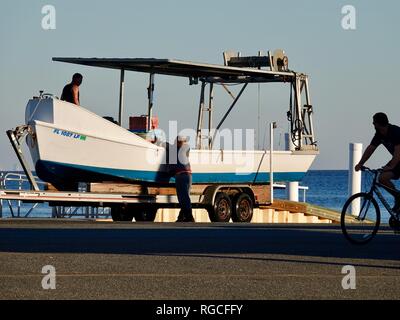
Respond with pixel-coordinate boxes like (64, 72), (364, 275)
(0, 181), (270, 222)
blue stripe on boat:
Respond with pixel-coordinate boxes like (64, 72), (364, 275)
(36, 160), (306, 184)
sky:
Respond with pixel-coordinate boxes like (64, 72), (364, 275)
(0, 0), (399, 170)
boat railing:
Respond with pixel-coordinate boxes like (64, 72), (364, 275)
(0, 172), (111, 219)
(0, 172), (47, 190)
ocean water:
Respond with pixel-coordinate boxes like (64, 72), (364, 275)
(299, 170), (350, 211)
(271, 170), (352, 214)
(0, 170), (396, 221)
(285, 170), (397, 222)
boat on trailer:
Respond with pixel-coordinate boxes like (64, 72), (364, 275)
(17, 50), (318, 191)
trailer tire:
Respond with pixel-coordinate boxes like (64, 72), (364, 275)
(208, 192), (232, 222)
(134, 208), (158, 222)
(111, 205), (134, 222)
(232, 193), (253, 222)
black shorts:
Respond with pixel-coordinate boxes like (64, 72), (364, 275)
(390, 163), (400, 179)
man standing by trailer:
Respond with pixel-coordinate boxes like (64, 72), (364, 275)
(355, 112), (400, 212)
(61, 73), (83, 106)
(172, 136), (194, 222)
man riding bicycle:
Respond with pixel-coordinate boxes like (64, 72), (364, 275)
(355, 112), (400, 212)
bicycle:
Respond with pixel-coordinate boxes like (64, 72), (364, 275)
(341, 166), (400, 244)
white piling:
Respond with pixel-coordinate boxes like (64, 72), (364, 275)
(285, 133), (298, 202)
(349, 143), (362, 215)
(286, 182), (299, 202)
(269, 122), (276, 203)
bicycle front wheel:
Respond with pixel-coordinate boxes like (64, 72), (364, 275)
(341, 192), (380, 245)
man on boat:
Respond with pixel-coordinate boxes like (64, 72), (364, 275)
(172, 136), (194, 222)
(61, 73), (83, 106)
(355, 112), (400, 212)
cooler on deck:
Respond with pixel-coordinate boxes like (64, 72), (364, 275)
(129, 115), (159, 133)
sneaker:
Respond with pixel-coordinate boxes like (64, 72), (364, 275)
(175, 213), (185, 222)
(175, 218), (195, 222)
(182, 216), (195, 222)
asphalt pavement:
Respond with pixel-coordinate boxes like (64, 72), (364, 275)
(0, 219), (399, 300)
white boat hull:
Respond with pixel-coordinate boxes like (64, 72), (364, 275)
(25, 98), (317, 189)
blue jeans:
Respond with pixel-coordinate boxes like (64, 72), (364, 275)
(175, 172), (192, 218)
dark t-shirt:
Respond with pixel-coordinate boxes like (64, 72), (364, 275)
(370, 124), (400, 155)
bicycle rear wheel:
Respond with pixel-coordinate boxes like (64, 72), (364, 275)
(341, 192), (380, 244)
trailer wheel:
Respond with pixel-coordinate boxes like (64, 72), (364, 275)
(134, 208), (158, 222)
(208, 192), (232, 222)
(232, 193), (253, 222)
(111, 205), (134, 222)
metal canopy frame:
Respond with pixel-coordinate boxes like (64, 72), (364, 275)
(289, 73), (316, 150)
(52, 56), (317, 151)
(195, 73), (316, 151)
(52, 57), (295, 82)
(118, 69), (125, 125)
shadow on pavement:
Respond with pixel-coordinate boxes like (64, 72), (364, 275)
(0, 225), (400, 266)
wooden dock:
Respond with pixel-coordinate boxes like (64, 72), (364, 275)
(262, 200), (343, 223)
(153, 199), (342, 224)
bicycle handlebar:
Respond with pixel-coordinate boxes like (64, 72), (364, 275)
(360, 166), (383, 173)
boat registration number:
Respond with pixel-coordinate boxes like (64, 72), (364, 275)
(53, 128), (87, 141)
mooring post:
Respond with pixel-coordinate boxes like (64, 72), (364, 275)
(270, 122), (277, 203)
(285, 132), (299, 202)
(349, 143), (362, 215)
(286, 181), (299, 202)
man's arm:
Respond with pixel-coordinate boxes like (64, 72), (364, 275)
(383, 145), (400, 171)
(355, 144), (377, 171)
(72, 85), (80, 106)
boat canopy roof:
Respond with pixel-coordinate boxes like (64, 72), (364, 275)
(52, 57), (297, 83)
